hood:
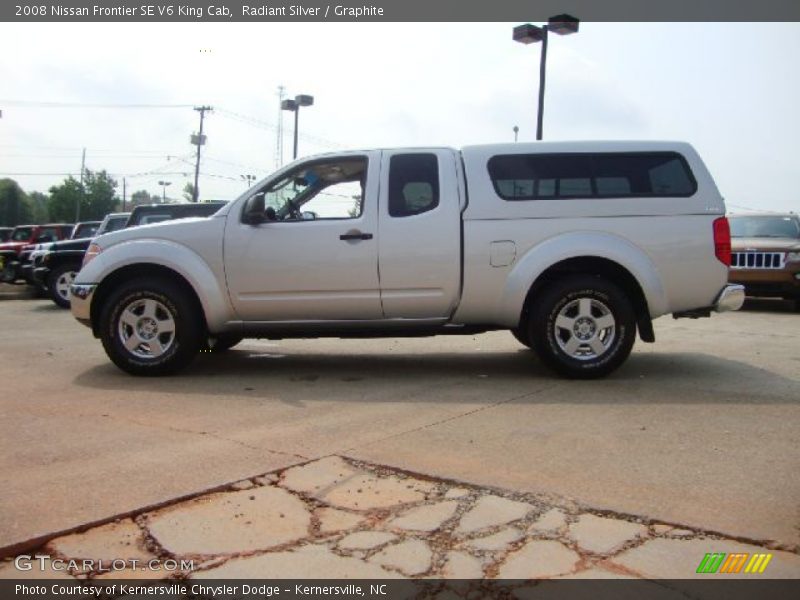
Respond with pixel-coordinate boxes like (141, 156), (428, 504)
(731, 237), (800, 251)
(49, 238), (92, 252)
(0, 241), (28, 254)
(95, 216), (221, 248)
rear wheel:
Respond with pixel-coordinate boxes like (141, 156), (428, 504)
(528, 275), (636, 379)
(47, 264), (79, 309)
(99, 278), (203, 376)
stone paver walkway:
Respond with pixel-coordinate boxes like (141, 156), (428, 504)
(2, 456), (799, 580)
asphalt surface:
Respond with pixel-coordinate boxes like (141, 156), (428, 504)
(1, 284), (798, 556)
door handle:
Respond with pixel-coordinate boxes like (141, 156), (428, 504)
(339, 232), (373, 241)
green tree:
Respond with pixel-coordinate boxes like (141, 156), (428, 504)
(47, 170), (119, 222)
(182, 182), (195, 202)
(47, 176), (83, 222)
(0, 178), (33, 226)
(84, 170), (118, 219)
(28, 191), (49, 223)
(130, 190), (154, 207)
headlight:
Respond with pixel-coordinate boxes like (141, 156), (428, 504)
(785, 252), (800, 263)
(82, 243), (103, 268)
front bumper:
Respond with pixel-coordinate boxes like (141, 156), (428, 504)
(33, 266), (50, 286)
(69, 283), (97, 327)
(20, 263), (34, 283)
(728, 268), (800, 299)
(714, 284), (745, 312)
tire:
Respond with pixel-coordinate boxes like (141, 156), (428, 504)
(528, 275), (636, 379)
(99, 277), (203, 376)
(1, 263), (16, 283)
(204, 334), (244, 353)
(47, 264), (79, 309)
(511, 327), (532, 349)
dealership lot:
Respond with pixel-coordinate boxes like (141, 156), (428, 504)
(0, 285), (798, 563)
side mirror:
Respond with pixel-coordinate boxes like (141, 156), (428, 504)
(243, 193), (266, 225)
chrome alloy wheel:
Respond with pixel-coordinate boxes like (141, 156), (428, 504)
(117, 298), (176, 359)
(553, 297), (616, 360)
(55, 271), (76, 301)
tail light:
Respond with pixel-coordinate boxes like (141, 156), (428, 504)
(713, 217), (731, 267)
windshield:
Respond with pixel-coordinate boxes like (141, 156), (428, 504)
(729, 216), (800, 238)
(11, 227), (34, 242)
(74, 223), (100, 238)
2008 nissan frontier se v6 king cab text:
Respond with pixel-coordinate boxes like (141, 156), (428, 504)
(69, 141), (744, 379)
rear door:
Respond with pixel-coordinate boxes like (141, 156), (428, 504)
(378, 149), (463, 319)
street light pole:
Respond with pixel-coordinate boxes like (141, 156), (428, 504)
(536, 27), (548, 141)
(513, 14), (579, 141)
(158, 180), (171, 203)
(281, 94), (314, 160)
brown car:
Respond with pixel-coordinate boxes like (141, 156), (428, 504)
(728, 213), (800, 310)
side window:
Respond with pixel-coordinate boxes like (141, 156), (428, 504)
(389, 154), (440, 217)
(38, 228), (58, 242)
(255, 157), (367, 221)
(488, 152), (697, 200)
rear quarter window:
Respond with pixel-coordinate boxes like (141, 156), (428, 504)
(488, 152), (697, 200)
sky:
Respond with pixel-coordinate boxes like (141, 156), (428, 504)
(0, 22), (798, 212)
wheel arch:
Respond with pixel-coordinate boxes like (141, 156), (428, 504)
(500, 232), (667, 343)
(521, 256), (655, 343)
(90, 264), (207, 338)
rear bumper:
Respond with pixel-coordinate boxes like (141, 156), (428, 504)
(69, 283), (97, 327)
(714, 284), (745, 312)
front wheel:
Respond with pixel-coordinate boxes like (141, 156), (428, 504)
(47, 264), (79, 309)
(528, 275), (636, 379)
(99, 278), (203, 376)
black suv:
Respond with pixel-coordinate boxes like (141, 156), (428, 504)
(36, 202), (226, 308)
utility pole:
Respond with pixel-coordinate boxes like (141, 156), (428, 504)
(122, 177), (127, 211)
(191, 106), (212, 202)
(76, 148), (86, 222)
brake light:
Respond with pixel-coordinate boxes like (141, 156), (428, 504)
(713, 217), (731, 267)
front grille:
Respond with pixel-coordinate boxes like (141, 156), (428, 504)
(731, 251), (785, 269)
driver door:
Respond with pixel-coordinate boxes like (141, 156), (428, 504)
(224, 152), (383, 322)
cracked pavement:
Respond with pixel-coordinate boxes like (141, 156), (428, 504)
(1, 290), (799, 580)
(3, 456), (799, 581)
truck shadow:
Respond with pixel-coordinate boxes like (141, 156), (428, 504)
(73, 347), (800, 405)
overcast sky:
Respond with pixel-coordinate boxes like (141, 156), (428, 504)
(1, 22), (798, 212)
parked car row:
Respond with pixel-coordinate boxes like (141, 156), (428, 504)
(0, 202), (227, 309)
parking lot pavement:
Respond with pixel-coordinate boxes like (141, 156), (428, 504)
(1, 286), (799, 571)
(3, 456), (800, 581)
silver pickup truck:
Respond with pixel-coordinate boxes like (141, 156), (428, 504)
(70, 141), (743, 378)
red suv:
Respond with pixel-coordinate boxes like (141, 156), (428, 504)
(0, 224), (73, 283)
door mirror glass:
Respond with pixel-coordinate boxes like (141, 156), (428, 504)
(243, 193), (266, 225)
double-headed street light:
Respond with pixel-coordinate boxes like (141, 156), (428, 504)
(241, 174), (256, 188)
(157, 180), (172, 203)
(281, 94), (314, 160)
(513, 14), (579, 140)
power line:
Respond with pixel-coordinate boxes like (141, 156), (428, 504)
(0, 100), (194, 108)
